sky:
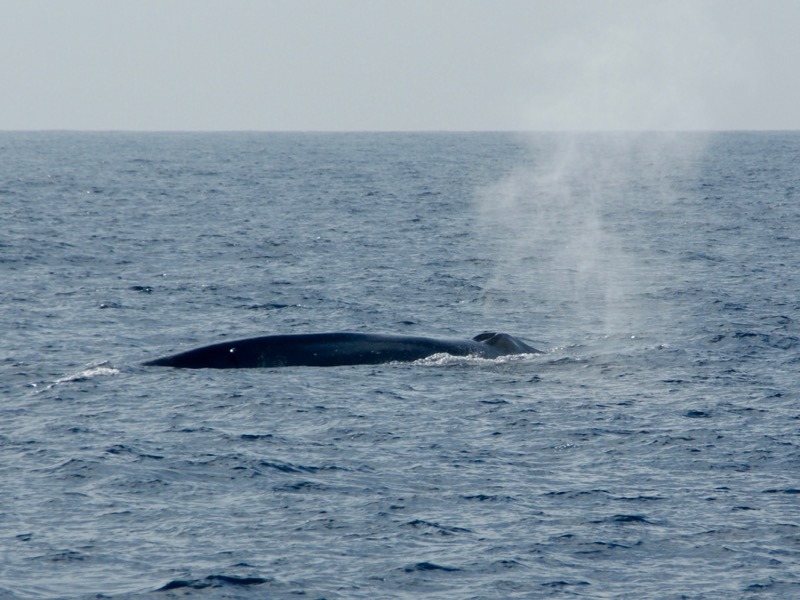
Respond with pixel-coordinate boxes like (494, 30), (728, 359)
(2, 0), (798, 131)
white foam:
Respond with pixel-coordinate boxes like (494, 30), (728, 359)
(55, 365), (121, 384)
(414, 352), (543, 367)
(36, 362), (121, 392)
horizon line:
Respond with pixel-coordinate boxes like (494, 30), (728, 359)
(2, 128), (798, 134)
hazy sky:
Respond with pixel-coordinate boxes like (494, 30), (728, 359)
(2, 0), (798, 131)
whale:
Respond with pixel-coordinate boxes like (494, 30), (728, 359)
(143, 332), (541, 369)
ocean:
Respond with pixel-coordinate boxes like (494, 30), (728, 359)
(1, 131), (799, 599)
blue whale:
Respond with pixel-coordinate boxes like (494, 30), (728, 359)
(143, 332), (541, 369)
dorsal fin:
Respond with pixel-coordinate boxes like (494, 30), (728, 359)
(473, 332), (542, 355)
(472, 332), (498, 343)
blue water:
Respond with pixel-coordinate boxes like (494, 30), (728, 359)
(1, 131), (799, 599)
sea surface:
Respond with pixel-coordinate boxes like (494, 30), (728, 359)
(1, 131), (799, 599)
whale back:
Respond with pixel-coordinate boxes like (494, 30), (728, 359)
(143, 341), (243, 368)
(472, 332), (542, 355)
(144, 331), (542, 368)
